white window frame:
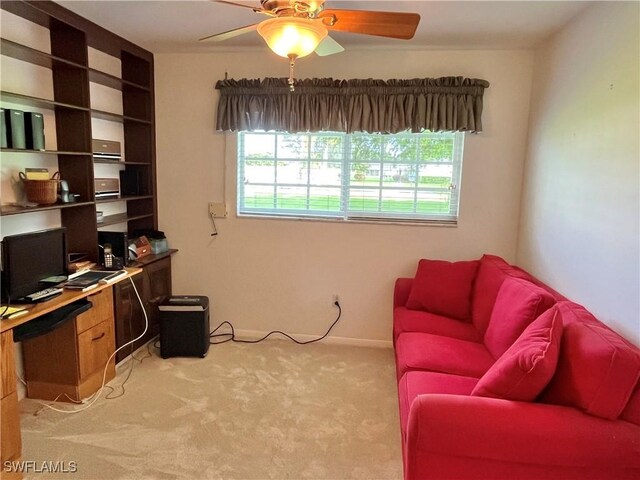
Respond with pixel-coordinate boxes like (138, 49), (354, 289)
(237, 131), (465, 224)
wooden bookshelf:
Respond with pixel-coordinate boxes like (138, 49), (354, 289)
(0, 0), (158, 262)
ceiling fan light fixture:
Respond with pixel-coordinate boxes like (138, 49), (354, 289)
(257, 17), (328, 59)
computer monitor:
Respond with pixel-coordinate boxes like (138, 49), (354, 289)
(1, 228), (68, 301)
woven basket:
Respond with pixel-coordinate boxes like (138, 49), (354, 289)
(19, 171), (60, 205)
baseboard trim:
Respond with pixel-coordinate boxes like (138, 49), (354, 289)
(233, 329), (393, 349)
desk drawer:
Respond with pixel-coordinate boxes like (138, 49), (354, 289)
(77, 320), (114, 380)
(76, 288), (114, 334)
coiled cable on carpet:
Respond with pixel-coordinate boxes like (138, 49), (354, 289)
(209, 301), (341, 345)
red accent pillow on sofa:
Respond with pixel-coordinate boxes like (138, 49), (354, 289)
(471, 305), (562, 401)
(484, 277), (556, 358)
(406, 259), (479, 321)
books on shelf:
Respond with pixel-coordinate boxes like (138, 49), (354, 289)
(68, 260), (97, 274)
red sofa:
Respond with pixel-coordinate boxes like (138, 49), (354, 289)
(394, 254), (640, 480)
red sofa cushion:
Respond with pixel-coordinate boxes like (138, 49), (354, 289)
(393, 307), (482, 343)
(471, 255), (531, 335)
(399, 371), (477, 439)
(484, 277), (556, 358)
(472, 305), (563, 401)
(396, 332), (495, 379)
(406, 259), (479, 321)
(541, 302), (640, 420)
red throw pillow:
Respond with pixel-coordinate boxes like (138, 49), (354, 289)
(406, 259), (479, 321)
(471, 305), (563, 401)
(483, 277), (556, 358)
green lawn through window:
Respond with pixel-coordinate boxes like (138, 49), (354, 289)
(243, 194), (450, 213)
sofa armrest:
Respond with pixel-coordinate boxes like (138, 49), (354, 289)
(394, 278), (413, 309)
(406, 394), (640, 480)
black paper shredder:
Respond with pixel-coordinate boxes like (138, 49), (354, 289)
(159, 296), (209, 358)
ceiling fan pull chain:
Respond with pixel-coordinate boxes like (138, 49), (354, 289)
(288, 55), (296, 92)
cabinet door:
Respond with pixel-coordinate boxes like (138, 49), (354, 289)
(114, 274), (146, 362)
(144, 257), (172, 336)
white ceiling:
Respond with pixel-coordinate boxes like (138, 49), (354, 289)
(57, 0), (591, 53)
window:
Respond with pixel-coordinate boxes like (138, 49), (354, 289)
(237, 131), (464, 223)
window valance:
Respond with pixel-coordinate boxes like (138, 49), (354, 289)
(215, 77), (489, 134)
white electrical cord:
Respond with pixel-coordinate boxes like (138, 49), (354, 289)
(36, 276), (149, 414)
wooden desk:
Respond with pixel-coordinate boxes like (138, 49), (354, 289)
(0, 269), (141, 480)
(1, 268), (141, 333)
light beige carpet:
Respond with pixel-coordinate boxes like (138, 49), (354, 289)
(19, 341), (402, 480)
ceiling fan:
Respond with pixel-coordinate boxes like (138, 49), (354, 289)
(200, 0), (421, 88)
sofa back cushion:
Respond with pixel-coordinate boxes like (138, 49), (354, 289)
(541, 302), (640, 420)
(406, 259), (479, 321)
(472, 305), (562, 401)
(471, 255), (530, 334)
(483, 278), (556, 358)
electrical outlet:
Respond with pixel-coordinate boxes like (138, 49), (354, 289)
(332, 294), (340, 306)
(208, 202), (227, 218)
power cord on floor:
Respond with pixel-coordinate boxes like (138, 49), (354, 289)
(209, 301), (342, 345)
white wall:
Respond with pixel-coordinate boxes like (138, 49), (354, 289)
(517, 2), (640, 343)
(155, 49), (534, 342)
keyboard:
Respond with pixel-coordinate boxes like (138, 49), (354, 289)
(23, 287), (64, 303)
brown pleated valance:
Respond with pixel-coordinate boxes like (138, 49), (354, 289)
(215, 76), (489, 134)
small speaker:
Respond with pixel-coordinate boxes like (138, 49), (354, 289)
(0, 108), (7, 148)
(5, 109), (26, 149)
(119, 169), (143, 196)
(24, 112), (45, 151)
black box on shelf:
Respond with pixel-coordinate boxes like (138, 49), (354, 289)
(119, 169), (142, 196)
(159, 296), (210, 359)
(0, 108), (7, 148)
(24, 112), (45, 151)
(4, 109), (26, 149)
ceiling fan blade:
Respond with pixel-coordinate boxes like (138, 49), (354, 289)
(212, 0), (262, 13)
(318, 9), (420, 40)
(198, 24), (258, 42)
(314, 35), (344, 56)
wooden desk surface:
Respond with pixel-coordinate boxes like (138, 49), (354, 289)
(0, 268), (142, 333)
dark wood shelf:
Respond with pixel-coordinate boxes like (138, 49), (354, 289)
(0, 91), (89, 111)
(95, 195), (154, 204)
(97, 212), (153, 227)
(92, 159), (150, 166)
(89, 68), (150, 92)
(123, 115), (151, 125)
(132, 249), (178, 267)
(0, 200), (94, 216)
(90, 109), (151, 124)
(0, 148), (92, 155)
(0, 38), (87, 70)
